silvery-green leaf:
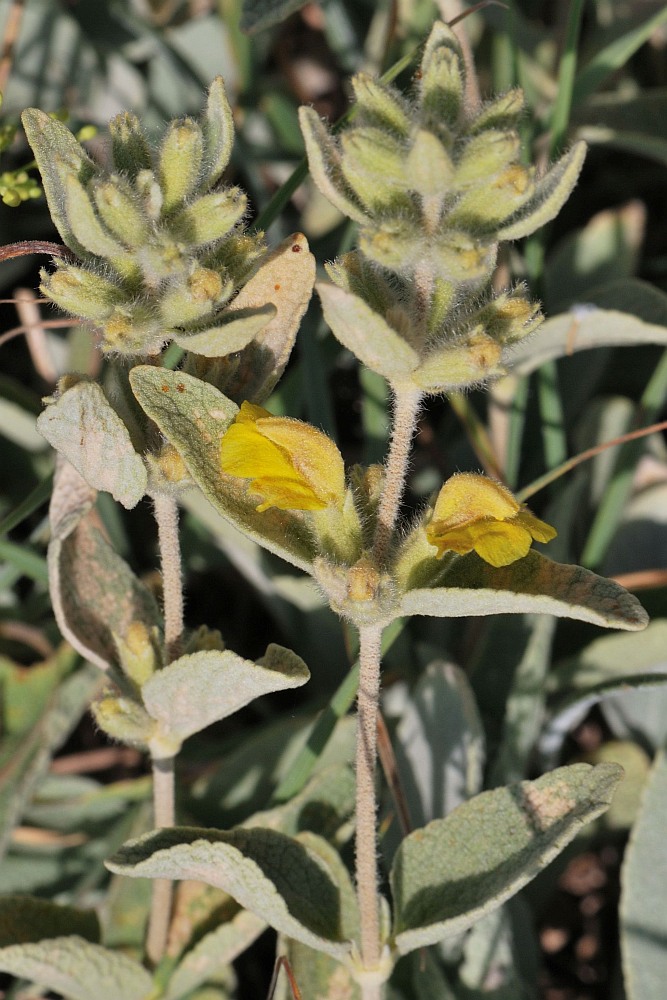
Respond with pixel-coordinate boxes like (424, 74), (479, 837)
(21, 108), (97, 258)
(507, 297), (667, 377)
(174, 305), (276, 357)
(391, 762), (622, 954)
(37, 381), (147, 509)
(400, 551), (648, 632)
(164, 907), (265, 1000)
(201, 76), (235, 188)
(142, 645), (310, 743)
(106, 827), (355, 960)
(317, 282), (420, 381)
(496, 141), (587, 242)
(47, 459), (161, 672)
(621, 748), (667, 1000)
(299, 107), (368, 224)
(0, 937), (153, 1000)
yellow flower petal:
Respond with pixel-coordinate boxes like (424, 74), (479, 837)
(432, 472), (519, 527)
(426, 472), (556, 566)
(220, 401), (346, 512)
(516, 510), (557, 544)
(469, 520), (533, 567)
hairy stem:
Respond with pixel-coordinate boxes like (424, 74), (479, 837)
(145, 755), (176, 966)
(154, 494), (184, 662)
(355, 623), (383, 973)
(145, 494), (184, 966)
(372, 386), (422, 564)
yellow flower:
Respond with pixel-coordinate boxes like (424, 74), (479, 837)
(426, 472), (556, 567)
(220, 401), (346, 512)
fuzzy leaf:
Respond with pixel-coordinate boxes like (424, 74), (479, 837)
(130, 367), (317, 571)
(496, 141), (587, 242)
(37, 381), (147, 509)
(164, 907), (266, 1000)
(391, 762), (622, 954)
(106, 827), (355, 960)
(621, 748), (667, 999)
(142, 645), (310, 743)
(299, 107), (367, 223)
(21, 109), (97, 258)
(0, 898), (99, 948)
(174, 305), (276, 357)
(507, 299), (667, 376)
(201, 76), (235, 187)
(221, 232), (316, 402)
(64, 175), (132, 269)
(548, 620), (667, 714)
(48, 459), (161, 672)
(400, 551), (648, 632)
(317, 282), (420, 380)
(0, 937), (153, 1000)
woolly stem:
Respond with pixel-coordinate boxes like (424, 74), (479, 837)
(355, 624), (383, 974)
(372, 386), (422, 565)
(145, 493), (184, 966)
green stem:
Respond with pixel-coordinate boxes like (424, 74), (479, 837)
(372, 386), (422, 564)
(355, 623), (383, 974)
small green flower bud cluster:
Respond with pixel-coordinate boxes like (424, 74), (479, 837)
(300, 21), (586, 394)
(22, 79), (266, 356)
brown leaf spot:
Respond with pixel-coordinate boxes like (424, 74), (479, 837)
(522, 780), (575, 831)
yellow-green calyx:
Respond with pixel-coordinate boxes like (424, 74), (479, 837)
(22, 78), (266, 357)
(426, 473), (557, 568)
(220, 401), (346, 513)
(302, 19), (585, 395)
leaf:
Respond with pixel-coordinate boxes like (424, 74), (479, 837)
(130, 367), (318, 572)
(220, 233), (316, 403)
(543, 202), (645, 313)
(47, 459), (161, 672)
(21, 109), (97, 259)
(391, 661), (485, 829)
(0, 658), (101, 860)
(391, 762), (622, 955)
(299, 107), (368, 224)
(273, 938), (361, 1000)
(37, 380), (147, 509)
(241, 0), (309, 33)
(106, 826), (355, 960)
(164, 905), (265, 1000)
(547, 619), (667, 716)
(0, 897), (99, 947)
(0, 937), (154, 1000)
(399, 550), (648, 632)
(142, 645), (310, 744)
(496, 141), (587, 242)
(316, 282), (420, 381)
(507, 297), (667, 376)
(174, 305), (276, 357)
(201, 76), (235, 188)
(621, 748), (667, 999)
(572, 5), (667, 106)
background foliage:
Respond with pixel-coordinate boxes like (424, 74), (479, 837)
(0, 0), (666, 998)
